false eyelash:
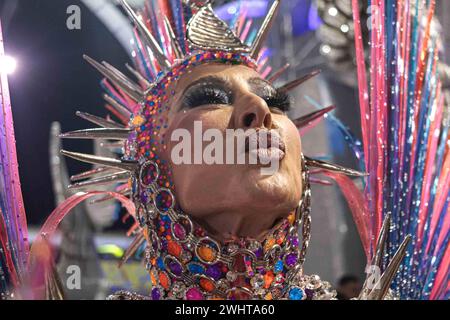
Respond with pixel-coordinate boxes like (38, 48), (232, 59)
(182, 85), (233, 109)
(264, 90), (291, 112)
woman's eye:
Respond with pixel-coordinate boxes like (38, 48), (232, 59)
(182, 86), (232, 109)
(263, 90), (291, 113)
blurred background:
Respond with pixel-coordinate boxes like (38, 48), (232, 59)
(0, 0), (448, 299)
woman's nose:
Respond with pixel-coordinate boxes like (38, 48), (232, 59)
(230, 92), (273, 129)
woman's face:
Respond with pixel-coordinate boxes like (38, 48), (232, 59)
(159, 63), (302, 241)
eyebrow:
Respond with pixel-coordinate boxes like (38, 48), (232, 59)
(181, 76), (232, 96)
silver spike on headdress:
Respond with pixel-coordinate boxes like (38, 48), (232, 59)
(76, 111), (125, 129)
(70, 166), (120, 182)
(187, 4), (250, 53)
(61, 150), (138, 172)
(119, 0), (171, 69)
(366, 235), (411, 300)
(304, 156), (367, 177)
(103, 94), (132, 120)
(293, 106), (335, 129)
(278, 69), (322, 92)
(68, 171), (130, 190)
(125, 63), (151, 88)
(83, 55), (144, 102)
(250, 0), (281, 59)
(267, 63), (290, 83)
(101, 61), (144, 93)
(59, 128), (131, 140)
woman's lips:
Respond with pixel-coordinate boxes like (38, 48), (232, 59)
(244, 130), (286, 163)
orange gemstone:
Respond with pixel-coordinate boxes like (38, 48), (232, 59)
(150, 271), (157, 286)
(287, 212), (295, 225)
(264, 271), (274, 289)
(167, 240), (182, 257)
(197, 245), (216, 262)
(264, 238), (276, 252)
(159, 272), (170, 289)
(199, 278), (215, 292)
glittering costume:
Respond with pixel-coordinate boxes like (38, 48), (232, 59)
(0, 0), (448, 300)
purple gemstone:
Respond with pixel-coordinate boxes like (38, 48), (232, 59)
(285, 253), (298, 267)
(290, 237), (299, 247)
(151, 287), (161, 300)
(169, 261), (183, 276)
(140, 192), (149, 204)
(173, 223), (186, 240)
(206, 264), (222, 280)
(305, 288), (314, 300)
(254, 248), (263, 258)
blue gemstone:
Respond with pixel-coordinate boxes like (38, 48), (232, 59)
(187, 263), (204, 274)
(157, 257), (165, 270)
(274, 260), (284, 273)
(289, 287), (304, 300)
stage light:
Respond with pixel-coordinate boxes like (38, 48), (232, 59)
(0, 55), (17, 75)
(328, 7), (338, 17)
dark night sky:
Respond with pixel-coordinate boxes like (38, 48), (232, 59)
(0, 0), (130, 225)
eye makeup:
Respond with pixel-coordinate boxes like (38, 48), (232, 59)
(181, 76), (233, 110)
(248, 78), (292, 113)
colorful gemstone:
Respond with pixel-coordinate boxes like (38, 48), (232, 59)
(173, 222), (187, 240)
(154, 189), (174, 213)
(199, 278), (216, 292)
(151, 287), (161, 300)
(285, 252), (298, 268)
(274, 260), (284, 273)
(168, 260), (183, 276)
(185, 287), (204, 300)
(187, 263), (204, 274)
(205, 264), (222, 280)
(288, 287), (305, 300)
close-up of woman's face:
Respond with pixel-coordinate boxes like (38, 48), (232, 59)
(159, 64), (303, 241)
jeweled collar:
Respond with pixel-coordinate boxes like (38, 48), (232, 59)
(130, 155), (315, 300)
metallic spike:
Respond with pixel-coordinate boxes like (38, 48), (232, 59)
(103, 94), (132, 120)
(76, 111), (125, 129)
(68, 171), (130, 190)
(61, 150), (138, 172)
(118, 231), (146, 268)
(89, 187), (131, 204)
(373, 214), (391, 269)
(250, 0), (281, 59)
(70, 166), (119, 182)
(59, 128), (131, 140)
(187, 4), (250, 53)
(100, 141), (125, 150)
(359, 214), (391, 299)
(278, 70), (322, 92)
(125, 63), (151, 88)
(101, 61), (144, 94)
(163, 16), (184, 60)
(304, 156), (368, 177)
(366, 235), (411, 300)
(267, 63), (290, 83)
(293, 106), (336, 129)
(119, 0), (171, 69)
(83, 55), (143, 102)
